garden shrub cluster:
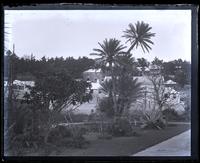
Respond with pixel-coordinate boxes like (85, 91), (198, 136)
(47, 125), (89, 149)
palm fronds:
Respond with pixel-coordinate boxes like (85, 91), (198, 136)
(122, 21), (155, 54)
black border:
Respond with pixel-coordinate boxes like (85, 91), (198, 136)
(1, 3), (199, 163)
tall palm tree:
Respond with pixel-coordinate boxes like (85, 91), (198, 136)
(122, 21), (155, 54)
(90, 38), (126, 69)
(114, 53), (136, 77)
(90, 38), (126, 116)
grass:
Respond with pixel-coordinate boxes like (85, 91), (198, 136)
(48, 123), (190, 156)
(9, 123), (190, 156)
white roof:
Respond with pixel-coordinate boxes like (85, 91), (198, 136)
(145, 67), (150, 71)
(136, 67), (150, 72)
(104, 76), (112, 81)
(91, 82), (102, 90)
(133, 76), (152, 85)
(136, 67), (142, 71)
(164, 80), (177, 85)
(165, 87), (177, 94)
(149, 64), (161, 70)
(84, 69), (101, 73)
(13, 80), (35, 87)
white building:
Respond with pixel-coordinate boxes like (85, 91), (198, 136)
(132, 76), (184, 114)
(4, 80), (35, 100)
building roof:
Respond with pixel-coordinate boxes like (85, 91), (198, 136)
(91, 82), (102, 90)
(13, 80), (35, 87)
(136, 66), (150, 72)
(133, 76), (152, 85)
(104, 76), (112, 81)
(84, 69), (101, 73)
(149, 64), (162, 70)
(164, 80), (177, 85)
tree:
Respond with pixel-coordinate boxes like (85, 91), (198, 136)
(114, 53), (137, 77)
(122, 21), (155, 54)
(90, 38), (126, 117)
(100, 54), (143, 118)
(137, 57), (149, 73)
(174, 70), (187, 88)
(26, 70), (92, 145)
(147, 74), (167, 111)
(152, 57), (163, 66)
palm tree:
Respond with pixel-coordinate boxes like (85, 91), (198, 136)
(114, 53), (136, 77)
(90, 38), (126, 69)
(90, 38), (126, 117)
(122, 21), (155, 54)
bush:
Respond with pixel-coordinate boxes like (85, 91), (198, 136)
(97, 97), (114, 118)
(110, 117), (133, 136)
(46, 125), (88, 148)
(140, 109), (167, 130)
(162, 108), (180, 121)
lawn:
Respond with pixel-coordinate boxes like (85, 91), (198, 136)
(37, 123), (190, 156)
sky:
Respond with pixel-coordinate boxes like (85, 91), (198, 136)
(4, 10), (191, 62)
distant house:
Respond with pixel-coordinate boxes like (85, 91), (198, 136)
(82, 69), (104, 83)
(164, 79), (177, 88)
(136, 66), (150, 76)
(4, 80), (35, 100)
(149, 64), (162, 75)
(132, 75), (183, 113)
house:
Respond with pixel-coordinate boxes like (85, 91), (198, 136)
(136, 66), (150, 76)
(164, 79), (177, 88)
(82, 69), (104, 83)
(149, 64), (162, 75)
(132, 75), (184, 113)
(4, 80), (35, 100)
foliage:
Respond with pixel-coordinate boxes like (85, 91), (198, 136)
(162, 59), (191, 87)
(162, 108), (181, 121)
(110, 117), (133, 136)
(46, 125), (88, 148)
(114, 53), (137, 76)
(100, 77), (143, 117)
(137, 57), (150, 69)
(90, 38), (126, 68)
(122, 21), (155, 54)
(140, 109), (167, 130)
(97, 97), (114, 118)
(174, 70), (188, 88)
(4, 52), (95, 80)
(148, 74), (168, 110)
(152, 57), (163, 66)
(29, 70), (91, 114)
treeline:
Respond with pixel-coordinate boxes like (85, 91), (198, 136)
(4, 50), (95, 81)
(128, 57), (191, 87)
(4, 50), (191, 87)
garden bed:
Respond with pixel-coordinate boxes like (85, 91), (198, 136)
(23, 123), (190, 156)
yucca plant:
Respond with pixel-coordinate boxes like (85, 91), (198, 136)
(140, 108), (167, 130)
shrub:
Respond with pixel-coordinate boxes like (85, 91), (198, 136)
(140, 109), (167, 130)
(110, 117), (133, 136)
(97, 97), (114, 118)
(46, 125), (88, 148)
(162, 108), (180, 121)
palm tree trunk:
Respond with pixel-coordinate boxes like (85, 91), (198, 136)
(109, 62), (118, 118)
(126, 42), (136, 54)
